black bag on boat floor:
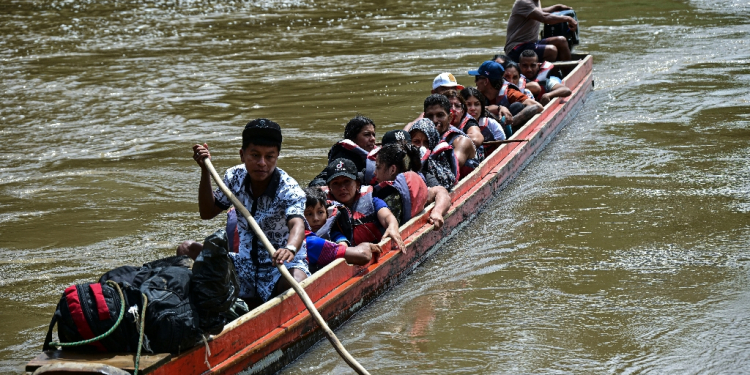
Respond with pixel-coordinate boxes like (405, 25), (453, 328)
(43, 281), (146, 353)
(137, 266), (203, 354)
(190, 229), (241, 335)
(99, 262), (203, 354)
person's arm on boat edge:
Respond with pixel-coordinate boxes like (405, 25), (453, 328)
(539, 81), (572, 106)
(426, 186), (451, 229)
(193, 143), (223, 220)
(512, 102), (544, 129)
(487, 105), (514, 124)
(273, 217), (305, 265)
(377, 207), (406, 252)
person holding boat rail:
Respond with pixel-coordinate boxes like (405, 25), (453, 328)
(505, 0), (577, 62)
(469, 60), (543, 133)
(309, 115), (379, 187)
(372, 142), (428, 226)
(518, 49), (572, 106)
(372, 130), (452, 228)
(324, 158), (406, 251)
(192, 119), (310, 307)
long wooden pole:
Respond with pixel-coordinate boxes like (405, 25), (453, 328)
(203, 158), (370, 375)
(482, 139), (529, 146)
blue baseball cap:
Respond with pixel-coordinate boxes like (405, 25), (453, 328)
(468, 60), (505, 82)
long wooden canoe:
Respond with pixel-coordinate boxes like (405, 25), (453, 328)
(27, 55), (593, 375)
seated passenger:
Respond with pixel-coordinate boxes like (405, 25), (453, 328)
(443, 89), (485, 151)
(460, 87), (509, 142)
(309, 115), (378, 187)
(503, 61), (536, 100)
(422, 94), (477, 171)
(518, 49), (572, 106)
(302, 187), (381, 272)
(409, 118), (459, 191)
(372, 143), (428, 225)
(324, 158), (405, 250)
(468, 60), (543, 132)
(192, 119), (309, 307)
(405, 72), (466, 127)
(377, 130), (452, 228)
(432, 72), (465, 95)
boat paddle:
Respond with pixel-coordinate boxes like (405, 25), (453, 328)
(202, 158), (371, 375)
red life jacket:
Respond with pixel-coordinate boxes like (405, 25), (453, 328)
(457, 114), (475, 133)
(373, 171), (428, 224)
(328, 190), (384, 245)
(517, 76), (528, 90)
(329, 140), (379, 184)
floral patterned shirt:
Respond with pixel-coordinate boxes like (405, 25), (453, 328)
(213, 165), (309, 301)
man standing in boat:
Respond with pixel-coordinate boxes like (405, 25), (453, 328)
(469, 60), (543, 131)
(192, 119), (310, 307)
(518, 49), (572, 105)
(505, 0), (577, 62)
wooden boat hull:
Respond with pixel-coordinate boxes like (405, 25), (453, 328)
(27, 55), (593, 375)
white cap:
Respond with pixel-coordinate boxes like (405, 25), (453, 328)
(432, 72), (465, 90)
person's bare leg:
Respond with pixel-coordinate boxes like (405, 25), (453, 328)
(540, 36), (571, 61)
(272, 268), (308, 295)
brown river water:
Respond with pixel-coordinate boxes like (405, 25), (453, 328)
(2, 0), (749, 373)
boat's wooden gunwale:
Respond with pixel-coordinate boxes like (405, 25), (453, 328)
(26, 55), (593, 375)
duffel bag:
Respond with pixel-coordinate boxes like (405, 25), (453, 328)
(42, 280), (147, 353)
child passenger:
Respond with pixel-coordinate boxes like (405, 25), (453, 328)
(303, 187), (381, 272)
(325, 158), (406, 252)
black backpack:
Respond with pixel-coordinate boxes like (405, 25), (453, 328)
(100, 263), (203, 354)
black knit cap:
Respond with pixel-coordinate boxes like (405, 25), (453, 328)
(242, 118), (282, 149)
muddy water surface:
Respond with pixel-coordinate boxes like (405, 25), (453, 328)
(1, 0), (749, 373)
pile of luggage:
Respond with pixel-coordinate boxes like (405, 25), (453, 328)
(42, 230), (249, 355)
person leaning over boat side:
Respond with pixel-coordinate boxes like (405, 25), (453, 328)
(518, 49), (572, 106)
(309, 115), (379, 187)
(375, 130), (451, 228)
(422, 94), (476, 173)
(324, 158), (406, 251)
(469, 60), (543, 132)
(504, 0), (577, 63)
(192, 119), (310, 307)
(460, 87), (509, 142)
(409, 118), (459, 192)
(302, 187), (381, 272)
